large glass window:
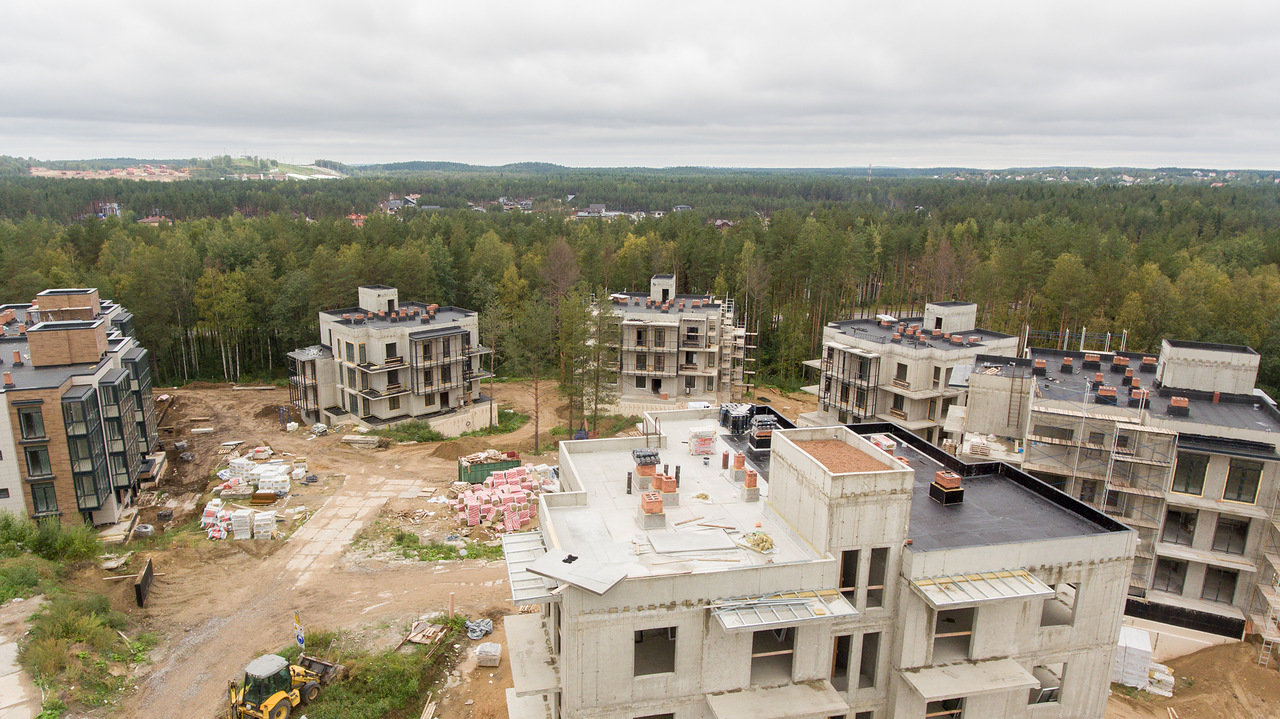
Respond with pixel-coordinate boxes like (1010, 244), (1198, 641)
(24, 446), (52, 477)
(1211, 517), (1249, 555)
(1223, 460), (1262, 504)
(31, 482), (57, 514)
(1170, 453), (1208, 495)
(17, 407), (44, 439)
(1161, 509), (1196, 546)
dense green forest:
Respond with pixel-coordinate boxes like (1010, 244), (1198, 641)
(0, 175), (1277, 396)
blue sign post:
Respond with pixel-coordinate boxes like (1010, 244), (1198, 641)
(293, 611), (305, 651)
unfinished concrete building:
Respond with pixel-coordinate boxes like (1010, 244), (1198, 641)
(954, 340), (1280, 642)
(287, 286), (492, 432)
(609, 275), (752, 403)
(799, 302), (1019, 443)
(503, 410), (1134, 719)
(0, 289), (159, 526)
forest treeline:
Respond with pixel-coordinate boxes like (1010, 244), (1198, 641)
(0, 176), (1277, 395)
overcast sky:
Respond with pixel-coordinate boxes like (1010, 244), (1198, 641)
(2, 1), (1277, 168)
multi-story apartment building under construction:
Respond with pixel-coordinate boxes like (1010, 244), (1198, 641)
(956, 340), (1280, 649)
(287, 285), (492, 433)
(799, 301), (1019, 443)
(608, 275), (753, 404)
(503, 409), (1134, 719)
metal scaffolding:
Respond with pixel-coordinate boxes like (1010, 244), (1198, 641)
(817, 344), (880, 423)
(1023, 404), (1175, 593)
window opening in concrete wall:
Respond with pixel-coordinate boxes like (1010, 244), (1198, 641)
(866, 547), (888, 606)
(895, 362), (908, 383)
(1088, 431), (1105, 446)
(927, 398), (937, 421)
(751, 627), (794, 686)
(858, 632), (880, 688)
(1040, 583), (1077, 626)
(358, 343), (367, 364)
(1171, 453), (1208, 495)
(635, 714), (674, 719)
(839, 549), (860, 600)
(855, 712), (874, 719)
(933, 366), (942, 388)
(831, 634), (851, 691)
(634, 627), (677, 676)
(388, 396), (400, 411)
(1224, 459), (1262, 503)
(933, 608), (974, 662)
(924, 697), (964, 718)
(1212, 516), (1249, 555)
(1161, 509), (1196, 546)
(1029, 663), (1064, 704)
(635, 376), (645, 389)
(385, 341), (398, 359)
(1033, 424), (1073, 442)
(1201, 567), (1238, 604)
(636, 328), (647, 347)
(1152, 558), (1187, 594)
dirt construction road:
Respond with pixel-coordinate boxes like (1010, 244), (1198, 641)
(114, 386), (519, 718)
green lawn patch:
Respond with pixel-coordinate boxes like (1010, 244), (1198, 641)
(275, 620), (465, 719)
(369, 422), (446, 443)
(459, 408), (529, 437)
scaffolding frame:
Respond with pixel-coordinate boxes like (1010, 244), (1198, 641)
(287, 354), (321, 422)
(817, 344), (880, 422)
(1023, 404), (1175, 593)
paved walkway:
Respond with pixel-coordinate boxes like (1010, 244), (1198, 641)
(283, 475), (422, 587)
(0, 628), (39, 719)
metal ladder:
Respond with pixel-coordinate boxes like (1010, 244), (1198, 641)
(1259, 607), (1278, 667)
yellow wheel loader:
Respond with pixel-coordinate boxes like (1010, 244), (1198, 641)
(227, 653), (343, 719)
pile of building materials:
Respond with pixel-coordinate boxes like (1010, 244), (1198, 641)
(199, 499), (281, 540)
(253, 510), (277, 539)
(1111, 626), (1154, 690)
(230, 509), (255, 540)
(341, 434), (382, 449)
(213, 453), (299, 497)
(688, 427), (716, 455)
(453, 464), (559, 531)
(458, 449), (522, 484)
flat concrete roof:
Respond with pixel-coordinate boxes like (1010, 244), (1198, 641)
(0, 337), (107, 392)
(613, 292), (724, 318)
(320, 302), (474, 329)
(1028, 348), (1280, 436)
(827, 317), (1013, 352)
(874, 431), (1117, 552)
(550, 414), (821, 578)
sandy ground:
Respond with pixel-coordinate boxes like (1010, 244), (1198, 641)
(92, 383), (571, 718)
(1106, 640), (1280, 718)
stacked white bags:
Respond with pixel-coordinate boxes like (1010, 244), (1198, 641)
(1111, 626), (1153, 689)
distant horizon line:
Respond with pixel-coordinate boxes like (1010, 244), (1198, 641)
(9, 155), (1279, 175)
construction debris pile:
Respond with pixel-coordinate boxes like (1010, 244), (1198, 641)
(452, 464), (559, 532)
(199, 498), (279, 540)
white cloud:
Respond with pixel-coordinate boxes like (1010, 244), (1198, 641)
(2, 1), (1278, 167)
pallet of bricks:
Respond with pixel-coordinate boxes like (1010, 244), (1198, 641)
(454, 464), (560, 532)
